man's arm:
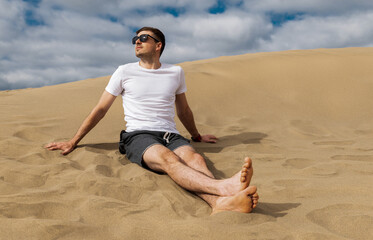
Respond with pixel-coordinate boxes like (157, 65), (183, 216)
(175, 93), (217, 143)
(45, 90), (117, 155)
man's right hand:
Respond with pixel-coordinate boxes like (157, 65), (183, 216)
(45, 141), (76, 155)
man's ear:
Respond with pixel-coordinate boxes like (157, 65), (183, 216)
(156, 42), (162, 52)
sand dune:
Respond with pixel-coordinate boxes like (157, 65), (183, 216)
(1, 47), (373, 239)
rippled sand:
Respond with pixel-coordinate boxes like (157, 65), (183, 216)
(1, 47), (372, 240)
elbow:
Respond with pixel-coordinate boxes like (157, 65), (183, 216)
(177, 111), (186, 120)
(94, 107), (108, 119)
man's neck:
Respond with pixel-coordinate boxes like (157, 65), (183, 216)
(139, 58), (161, 70)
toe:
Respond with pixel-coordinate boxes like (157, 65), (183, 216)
(252, 192), (259, 200)
(243, 185), (257, 195)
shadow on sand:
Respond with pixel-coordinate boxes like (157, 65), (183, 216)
(195, 131), (267, 179)
(254, 202), (301, 218)
(194, 132), (268, 154)
(77, 142), (119, 151)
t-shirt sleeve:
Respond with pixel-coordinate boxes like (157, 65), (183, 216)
(176, 67), (187, 94)
(105, 66), (124, 96)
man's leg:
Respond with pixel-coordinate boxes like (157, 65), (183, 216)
(173, 146), (259, 213)
(143, 144), (259, 213)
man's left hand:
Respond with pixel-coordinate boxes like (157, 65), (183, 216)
(201, 135), (218, 143)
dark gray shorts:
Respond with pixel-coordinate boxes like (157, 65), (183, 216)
(119, 130), (191, 171)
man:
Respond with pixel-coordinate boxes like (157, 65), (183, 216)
(46, 27), (259, 214)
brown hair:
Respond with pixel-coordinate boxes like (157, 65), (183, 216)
(136, 26), (166, 56)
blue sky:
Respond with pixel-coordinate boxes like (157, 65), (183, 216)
(1, 0), (373, 90)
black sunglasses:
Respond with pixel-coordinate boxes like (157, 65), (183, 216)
(132, 34), (160, 44)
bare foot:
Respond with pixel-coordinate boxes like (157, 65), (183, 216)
(251, 191), (259, 208)
(240, 157), (253, 190)
(220, 157), (253, 196)
(212, 186), (258, 214)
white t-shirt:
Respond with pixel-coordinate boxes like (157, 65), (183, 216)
(105, 62), (187, 133)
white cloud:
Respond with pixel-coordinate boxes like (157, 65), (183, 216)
(122, 9), (272, 61)
(243, 0), (373, 15)
(1, 0), (373, 90)
(257, 11), (373, 52)
(0, 0), (27, 40)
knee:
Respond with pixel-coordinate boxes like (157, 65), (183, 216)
(187, 153), (207, 169)
(143, 147), (181, 172)
(157, 151), (182, 171)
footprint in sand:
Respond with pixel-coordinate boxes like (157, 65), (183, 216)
(354, 129), (373, 135)
(8, 117), (62, 127)
(0, 139), (36, 158)
(282, 158), (316, 169)
(0, 167), (47, 188)
(356, 148), (373, 152)
(331, 155), (373, 162)
(298, 232), (349, 240)
(17, 152), (65, 165)
(290, 120), (330, 137)
(313, 140), (355, 146)
(273, 179), (307, 188)
(225, 125), (246, 132)
(0, 201), (80, 221)
(256, 157), (285, 163)
(210, 210), (275, 226)
(271, 179), (309, 199)
(13, 126), (53, 142)
(301, 164), (339, 177)
(0, 179), (23, 195)
(307, 204), (373, 240)
(95, 165), (114, 177)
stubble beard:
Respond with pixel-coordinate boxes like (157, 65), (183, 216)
(135, 49), (155, 60)
(135, 51), (143, 58)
